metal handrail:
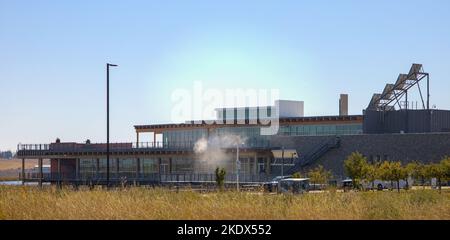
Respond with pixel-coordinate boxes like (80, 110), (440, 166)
(20, 172), (274, 184)
(17, 141), (195, 152)
(287, 136), (340, 174)
(17, 139), (272, 152)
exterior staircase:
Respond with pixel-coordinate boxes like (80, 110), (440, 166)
(286, 136), (341, 174)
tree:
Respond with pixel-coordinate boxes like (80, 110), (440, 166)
(441, 157), (450, 183)
(365, 163), (379, 191)
(307, 165), (332, 189)
(425, 163), (445, 193)
(291, 172), (303, 178)
(390, 162), (408, 193)
(378, 161), (393, 190)
(406, 161), (426, 189)
(401, 164), (411, 190)
(344, 152), (369, 190)
(215, 167), (226, 191)
(378, 161), (407, 192)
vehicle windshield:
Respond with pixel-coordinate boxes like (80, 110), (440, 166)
(272, 176), (291, 181)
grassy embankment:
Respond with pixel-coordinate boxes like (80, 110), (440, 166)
(0, 186), (449, 220)
(0, 159), (36, 181)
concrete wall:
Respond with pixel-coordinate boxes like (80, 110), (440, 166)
(270, 133), (450, 178)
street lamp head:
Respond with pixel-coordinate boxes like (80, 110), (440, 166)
(107, 63), (118, 67)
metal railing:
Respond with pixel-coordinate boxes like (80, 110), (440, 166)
(17, 139), (272, 153)
(17, 144), (50, 151)
(287, 136), (341, 174)
(20, 172), (274, 184)
(17, 141), (195, 152)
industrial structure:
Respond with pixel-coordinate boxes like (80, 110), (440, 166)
(17, 64), (450, 187)
(339, 94), (348, 116)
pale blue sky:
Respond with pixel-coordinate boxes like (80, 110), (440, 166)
(1, 0), (450, 151)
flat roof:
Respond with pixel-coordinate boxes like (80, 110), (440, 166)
(134, 115), (363, 131)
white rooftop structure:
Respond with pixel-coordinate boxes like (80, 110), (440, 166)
(215, 100), (304, 121)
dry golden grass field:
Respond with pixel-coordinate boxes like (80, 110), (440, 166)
(0, 158), (36, 170)
(0, 186), (449, 220)
(0, 159), (37, 180)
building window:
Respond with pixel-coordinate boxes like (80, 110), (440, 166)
(172, 157), (193, 173)
(141, 158), (158, 174)
(258, 158), (266, 173)
(119, 158), (135, 173)
(277, 124), (362, 136)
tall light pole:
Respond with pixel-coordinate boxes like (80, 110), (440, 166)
(236, 141), (244, 192)
(106, 63), (118, 187)
(281, 146), (285, 178)
(236, 143), (240, 192)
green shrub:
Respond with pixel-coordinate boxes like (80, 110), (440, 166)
(215, 167), (226, 190)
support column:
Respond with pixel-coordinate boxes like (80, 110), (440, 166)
(136, 131), (140, 148)
(116, 158), (120, 179)
(57, 158), (61, 188)
(427, 74), (430, 110)
(136, 158), (141, 178)
(254, 153), (258, 175)
(158, 158), (162, 183)
(135, 157), (141, 186)
(38, 158), (43, 188)
(427, 74), (431, 132)
(21, 158), (25, 185)
(75, 158), (80, 181)
(405, 90), (409, 133)
(96, 158), (100, 178)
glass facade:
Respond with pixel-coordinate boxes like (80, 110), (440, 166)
(79, 158), (160, 176)
(80, 158), (96, 173)
(171, 157), (194, 173)
(141, 158), (158, 174)
(79, 158), (97, 178)
(257, 158), (267, 174)
(239, 157), (252, 176)
(119, 158), (135, 173)
(163, 129), (207, 146)
(79, 158), (136, 174)
(279, 123), (362, 136)
(215, 126), (260, 138)
(214, 126), (270, 148)
(217, 106), (273, 121)
(211, 123), (362, 146)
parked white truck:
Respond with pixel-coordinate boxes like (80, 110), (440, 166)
(363, 179), (411, 190)
(342, 177), (413, 191)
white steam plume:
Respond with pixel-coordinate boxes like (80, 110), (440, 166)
(193, 134), (247, 173)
